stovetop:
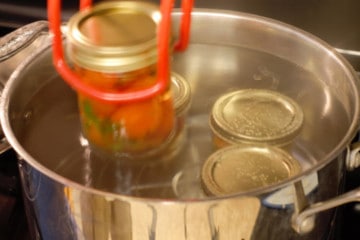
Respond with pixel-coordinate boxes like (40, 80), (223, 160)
(1, 1), (360, 239)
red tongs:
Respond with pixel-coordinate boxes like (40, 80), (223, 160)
(47, 0), (193, 103)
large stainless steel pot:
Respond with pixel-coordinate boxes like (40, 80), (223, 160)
(1, 9), (360, 240)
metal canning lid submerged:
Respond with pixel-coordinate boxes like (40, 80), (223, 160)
(210, 89), (304, 146)
(171, 72), (191, 116)
(201, 145), (301, 196)
(66, 1), (160, 73)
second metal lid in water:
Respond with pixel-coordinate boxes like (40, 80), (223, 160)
(210, 89), (304, 146)
(171, 72), (191, 116)
(201, 145), (301, 196)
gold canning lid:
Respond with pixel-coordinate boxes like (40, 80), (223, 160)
(66, 1), (161, 73)
(201, 145), (301, 196)
(171, 72), (191, 116)
(210, 89), (304, 146)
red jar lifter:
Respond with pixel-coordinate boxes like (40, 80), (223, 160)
(47, 0), (193, 103)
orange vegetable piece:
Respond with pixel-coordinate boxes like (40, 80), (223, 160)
(85, 123), (108, 148)
(76, 65), (175, 155)
(110, 98), (162, 139)
(75, 65), (120, 90)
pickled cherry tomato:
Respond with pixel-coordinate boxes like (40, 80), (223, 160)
(77, 66), (175, 156)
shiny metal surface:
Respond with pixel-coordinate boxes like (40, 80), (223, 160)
(0, 21), (49, 155)
(0, 21), (48, 85)
(0, 21), (48, 62)
(1, 9), (360, 239)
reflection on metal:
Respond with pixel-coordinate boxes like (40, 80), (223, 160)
(208, 204), (219, 240)
(292, 181), (315, 234)
(207, 198), (260, 240)
(346, 142), (360, 171)
(252, 65), (280, 90)
(336, 48), (360, 57)
(19, 159), (41, 201)
(50, 189), (262, 240)
(148, 204), (157, 240)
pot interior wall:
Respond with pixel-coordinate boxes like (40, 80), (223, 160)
(3, 11), (359, 199)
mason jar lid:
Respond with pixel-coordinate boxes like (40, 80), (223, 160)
(66, 1), (161, 73)
(201, 145), (301, 196)
(171, 72), (191, 116)
(210, 89), (304, 146)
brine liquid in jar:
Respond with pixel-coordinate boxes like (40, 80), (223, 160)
(66, 1), (176, 158)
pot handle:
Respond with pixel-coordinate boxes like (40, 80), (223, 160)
(292, 142), (360, 234)
(0, 21), (49, 62)
(292, 186), (360, 234)
(0, 21), (49, 154)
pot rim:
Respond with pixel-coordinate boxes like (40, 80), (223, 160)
(1, 9), (359, 204)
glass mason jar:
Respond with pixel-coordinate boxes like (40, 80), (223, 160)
(66, 2), (176, 158)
